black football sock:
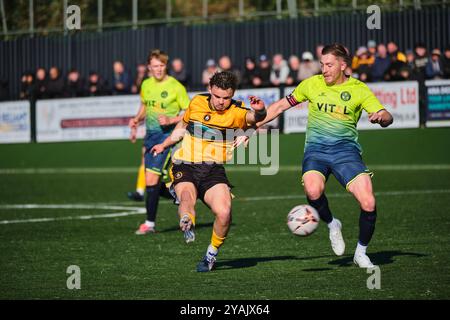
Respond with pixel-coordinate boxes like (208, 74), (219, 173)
(146, 184), (162, 222)
(307, 193), (333, 224)
(358, 207), (377, 246)
(159, 182), (173, 199)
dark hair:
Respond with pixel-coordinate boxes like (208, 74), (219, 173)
(209, 71), (238, 91)
(322, 43), (352, 67)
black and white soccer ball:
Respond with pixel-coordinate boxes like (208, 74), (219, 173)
(287, 204), (320, 236)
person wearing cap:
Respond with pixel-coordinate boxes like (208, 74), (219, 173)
(202, 59), (218, 87)
(367, 40), (377, 57)
(257, 54), (271, 87)
(426, 49), (444, 79)
(298, 51), (321, 81)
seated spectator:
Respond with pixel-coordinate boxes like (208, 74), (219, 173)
(241, 57), (259, 88)
(202, 59), (218, 87)
(256, 54), (271, 87)
(371, 43), (391, 82)
(286, 55), (301, 86)
(35, 67), (48, 99)
(112, 60), (131, 95)
(46, 66), (64, 99)
(218, 55), (241, 87)
(86, 71), (110, 96)
(442, 46), (450, 79)
(19, 71), (35, 100)
(426, 49), (444, 79)
(398, 65), (413, 81)
(131, 63), (148, 94)
(64, 68), (85, 98)
(270, 53), (290, 87)
(298, 51), (320, 81)
(0, 77), (9, 101)
(169, 58), (190, 89)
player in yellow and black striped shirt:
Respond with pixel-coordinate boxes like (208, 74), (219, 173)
(151, 71), (267, 272)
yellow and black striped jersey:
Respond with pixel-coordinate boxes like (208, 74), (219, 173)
(172, 94), (249, 163)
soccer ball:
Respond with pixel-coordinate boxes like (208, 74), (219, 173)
(287, 204), (320, 236)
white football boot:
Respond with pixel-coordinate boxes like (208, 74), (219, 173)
(328, 219), (345, 256)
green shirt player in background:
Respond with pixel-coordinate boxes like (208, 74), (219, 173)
(256, 43), (393, 268)
(129, 49), (190, 235)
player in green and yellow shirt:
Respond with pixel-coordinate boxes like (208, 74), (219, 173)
(256, 43), (393, 268)
(129, 49), (190, 235)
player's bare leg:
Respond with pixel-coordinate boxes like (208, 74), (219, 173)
(348, 174), (377, 268)
(174, 182), (197, 243)
(197, 183), (233, 272)
(303, 171), (345, 256)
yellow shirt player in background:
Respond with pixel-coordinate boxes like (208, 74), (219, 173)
(129, 49), (190, 235)
(151, 71), (267, 272)
(255, 43), (393, 268)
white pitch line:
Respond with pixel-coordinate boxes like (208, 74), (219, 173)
(0, 189), (449, 225)
(1, 164), (450, 174)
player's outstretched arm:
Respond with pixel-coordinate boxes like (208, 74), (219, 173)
(368, 109), (394, 128)
(158, 111), (186, 127)
(255, 97), (293, 128)
(151, 120), (188, 155)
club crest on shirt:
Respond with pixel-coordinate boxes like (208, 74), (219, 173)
(204, 114), (211, 121)
(161, 91), (168, 98)
(174, 172), (183, 179)
(340, 91), (351, 101)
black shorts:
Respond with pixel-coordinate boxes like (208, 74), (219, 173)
(171, 162), (232, 201)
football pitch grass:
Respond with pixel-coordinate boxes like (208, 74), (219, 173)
(0, 128), (449, 300)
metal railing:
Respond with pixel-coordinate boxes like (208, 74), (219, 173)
(0, 0), (446, 39)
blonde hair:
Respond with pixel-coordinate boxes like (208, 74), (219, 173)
(148, 49), (169, 65)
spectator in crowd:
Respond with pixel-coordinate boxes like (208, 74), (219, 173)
(411, 42), (429, 128)
(46, 66), (64, 99)
(442, 46), (450, 79)
(241, 57), (260, 88)
(131, 63), (149, 94)
(367, 40), (377, 59)
(298, 51), (321, 81)
(256, 54), (271, 87)
(371, 43), (391, 82)
(64, 68), (85, 98)
(202, 59), (218, 87)
(387, 41), (407, 64)
(35, 67), (48, 99)
(112, 60), (132, 95)
(406, 49), (415, 68)
(352, 47), (373, 82)
(218, 55), (241, 87)
(0, 77), (9, 101)
(398, 65), (412, 81)
(86, 71), (110, 96)
(270, 53), (290, 87)
(385, 41), (408, 81)
(169, 58), (190, 89)
(315, 44), (324, 61)
(426, 49), (444, 79)
(19, 71), (35, 100)
(286, 55), (301, 86)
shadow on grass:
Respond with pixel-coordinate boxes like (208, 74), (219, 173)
(158, 222), (215, 233)
(215, 254), (335, 270)
(328, 250), (428, 268)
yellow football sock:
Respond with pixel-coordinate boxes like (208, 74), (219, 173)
(211, 230), (226, 250)
(136, 164), (146, 193)
(187, 213), (196, 226)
